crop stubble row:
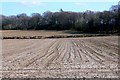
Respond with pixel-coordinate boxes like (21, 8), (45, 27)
(1, 36), (119, 78)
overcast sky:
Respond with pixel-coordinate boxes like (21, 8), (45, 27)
(1, 0), (119, 16)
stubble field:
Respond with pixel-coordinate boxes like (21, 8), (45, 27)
(1, 36), (119, 78)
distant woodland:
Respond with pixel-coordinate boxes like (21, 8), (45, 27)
(1, 2), (120, 33)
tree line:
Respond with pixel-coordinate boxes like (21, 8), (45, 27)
(1, 2), (120, 33)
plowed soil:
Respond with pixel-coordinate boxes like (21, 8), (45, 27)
(1, 36), (119, 78)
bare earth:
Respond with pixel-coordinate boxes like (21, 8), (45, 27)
(1, 30), (111, 39)
(2, 30), (70, 37)
(1, 36), (119, 78)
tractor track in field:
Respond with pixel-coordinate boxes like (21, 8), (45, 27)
(2, 36), (119, 78)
